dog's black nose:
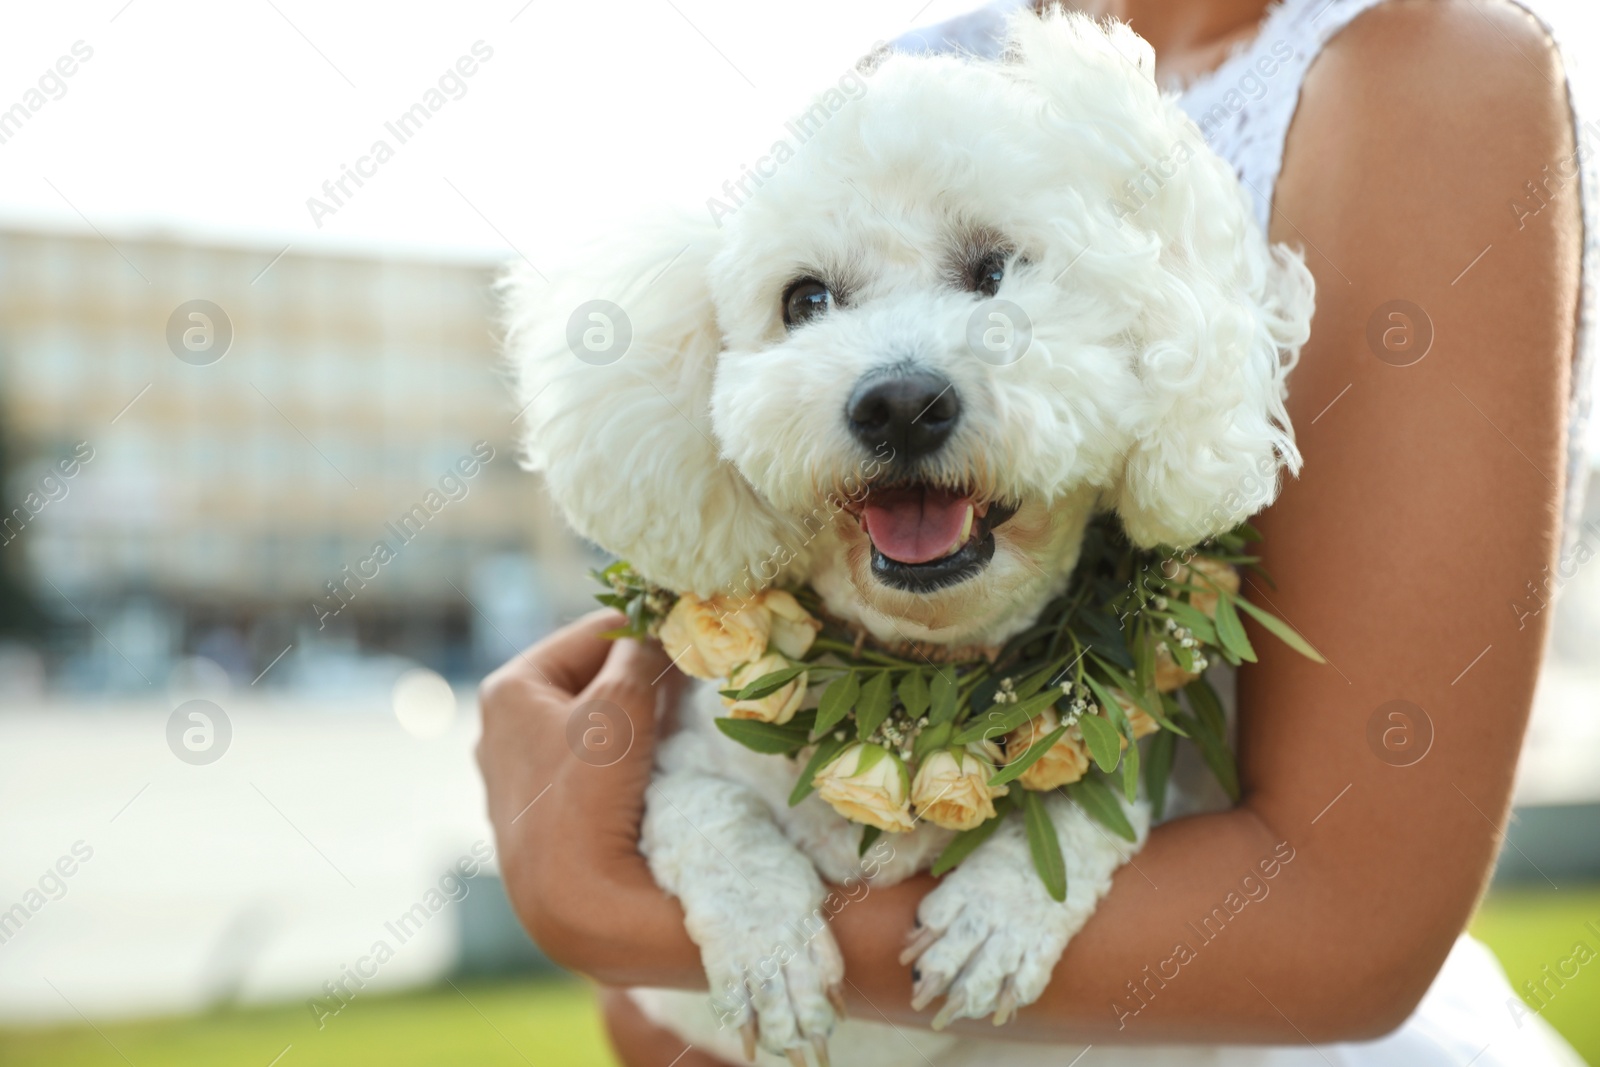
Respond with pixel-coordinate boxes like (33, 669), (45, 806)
(846, 371), (960, 462)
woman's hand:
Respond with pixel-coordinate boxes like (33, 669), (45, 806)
(476, 610), (703, 988)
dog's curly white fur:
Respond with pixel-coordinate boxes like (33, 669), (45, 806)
(504, 9), (1311, 1064)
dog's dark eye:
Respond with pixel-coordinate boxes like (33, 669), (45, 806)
(972, 252), (1006, 297)
(783, 279), (833, 328)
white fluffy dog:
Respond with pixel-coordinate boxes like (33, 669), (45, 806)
(504, 9), (1312, 1066)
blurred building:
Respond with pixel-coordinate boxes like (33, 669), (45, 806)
(0, 228), (590, 692)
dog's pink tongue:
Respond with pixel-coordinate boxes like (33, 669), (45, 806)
(862, 487), (971, 565)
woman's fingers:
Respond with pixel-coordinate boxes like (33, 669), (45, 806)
(479, 614), (680, 830)
(478, 612), (628, 826)
(564, 636), (675, 781)
(518, 608), (630, 695)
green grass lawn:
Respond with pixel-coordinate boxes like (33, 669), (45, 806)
(0, 977), (619, 1067)
(4, 890), (1595, 1067)
(1471, 888), (1600, 1065)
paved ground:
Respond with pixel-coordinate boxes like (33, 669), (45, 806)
(0, 697), (490, 1024)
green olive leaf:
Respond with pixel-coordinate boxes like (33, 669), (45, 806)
(1121, 729), (1140, 803)
(788, 735), (853, 806)
(950, 689), (1059, 746)
(1144, 729), (1176, 820)
(814, 671), (859, 737)
(1232, 597), (1326, 664)
(898, 670), (931, 722)
(1076, 711), (1123, 773)
(714, 717), (811, 755)
(1066, 776), (1138, 841)
(912, 720), (954, 763)
(733, 665), (806, 701)
(855, 672), (894, 742)
(929, 668), (960, 724)
(1021, 791), (1067, 902)
(1164, 600), (1218, 646)
(1184, 678), (1227, 741)
(1212, 595), (1257, 664)
(988, 724), (1068, 787)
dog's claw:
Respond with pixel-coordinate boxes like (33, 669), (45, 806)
(994, 980), (1018, 1026)
(910, 970), (944, 1013)
(931, 991), (967, 1031)
(899, 925), (940, 966)
(741, 1018), (758, 1063)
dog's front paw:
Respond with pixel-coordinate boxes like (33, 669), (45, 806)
(901, 847), (1072, 1029)
(699, 907), (845, 1064)
(901, 796), (1144, 1029)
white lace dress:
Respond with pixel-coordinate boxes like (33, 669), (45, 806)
(894, 2), (1595, 1064)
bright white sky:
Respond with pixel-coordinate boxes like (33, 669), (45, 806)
(3, 0), (1595, 259)
(0, 0), (985, 264)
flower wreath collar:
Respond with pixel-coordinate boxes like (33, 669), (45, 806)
(596, 516), (1322, 899)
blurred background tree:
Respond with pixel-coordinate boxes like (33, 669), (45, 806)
(0, 410), (43, 640)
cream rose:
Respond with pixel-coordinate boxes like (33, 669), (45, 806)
(1110, 688), (1161, 739)
(761, 589), (822, 660)
(911, 749), (1007, 832)
(813, 744), (915, 833)
(1180, 557), (1240, 618)
(723, 652), (806, 725)
(1152, 641), (1199, 693)
(658, 593), (770, 680)
(1003, 707), (1090, 791)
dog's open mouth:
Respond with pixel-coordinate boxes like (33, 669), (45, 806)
(850, 481), (1017, 592)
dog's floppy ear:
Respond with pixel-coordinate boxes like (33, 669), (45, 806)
(1008, 8), (1314, 548)
(1111, 232), (1312, 549)
(501, 214), (790, 596)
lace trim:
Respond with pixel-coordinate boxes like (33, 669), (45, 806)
(1174, 0), (1387, 232)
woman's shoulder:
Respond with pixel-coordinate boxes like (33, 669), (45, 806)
(1281, 0), (1577, 265)
(1301, 0), (1571, 147)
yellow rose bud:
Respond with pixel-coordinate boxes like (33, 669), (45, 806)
(1181, 558), (1240, 618)
(723, 652), (806, 725)
(910, 749), (1006, 832)
(813, 744), (915, 833)
(1003, 707), (1090, 791)
(761, 589), (822, 660)
(658, 593), (770, 680)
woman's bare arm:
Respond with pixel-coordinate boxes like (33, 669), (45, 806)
(481, 0), (1581, 1046)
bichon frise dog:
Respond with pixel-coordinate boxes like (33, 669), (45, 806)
(503, 9), (1312, 1066)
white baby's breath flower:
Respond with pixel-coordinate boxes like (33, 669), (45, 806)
(1152, 641), (1200, 693)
